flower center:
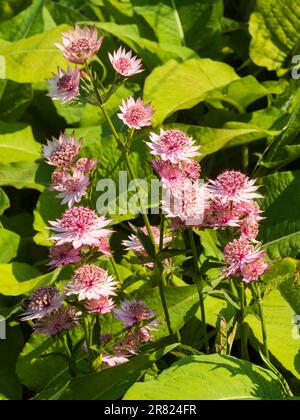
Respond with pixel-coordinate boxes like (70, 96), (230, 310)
(50, 144), (78, 167)
(125, 105), (147, 125)
(57, 74), (77, 92)
(70, 38), (94, 54)
(115, 57), (132, 74)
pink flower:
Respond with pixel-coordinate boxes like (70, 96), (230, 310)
(204, 199), (242, 228)
(34, 306), (81, 336)
(241, 257), (269, 283)
(102, 354), (129, 368)
(97, 237), (112, 257)
(208, 170), (263, 204)
(55, 24), (103, 64)
(109, 47), (143, 76)
(49, 206), (112, 249)
(43, 132), (81, 167)
(73, 158), (98, 173)
(47, 66), (80, 103)
(66, 264), (117, 301)
(223, 238), (266, 278)
(146, 129), (201, 164)
(85, 296), (115, 314)
(53, 170), (90, 208)
(122, 226), (171, 254)
(48, 243), (81, 268)
(239, 218), (259, 241)
(114, 299), (158, 329)
(21, 286), (64, 321)
(152, 159), (200, 188)
(118, 97), (154, 129)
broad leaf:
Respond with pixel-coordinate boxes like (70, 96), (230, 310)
(124, 354), (284, 400)
(0, 161), (51, 191)
(0, 187), (9, 215)
(0, 81), (32, 121)
(0, 228), (20, 263)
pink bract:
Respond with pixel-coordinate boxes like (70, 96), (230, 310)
(85, 296), (115, 314)
(109, 47), (143, 76)
(43, 132), (81, 167)
(54, 170), (90, 208)
(47, 66), (80, 103)
(48, 243), (81, 268)
(118, 97), (154, 129)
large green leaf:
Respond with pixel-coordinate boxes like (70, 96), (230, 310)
(0, 262), (58, 296)
(249, 0), (300, 73)
(0, 325), (23, 400)
(0, 0), (45, 41)
(34, 343), (179, 400)
(0, 187), (9, 215)
(0, 228), (20, 263)
(0, 24), (70, 83)
(0, 122), (40, 163)
(0, 161), (51, 191)
(144, 58), (239, 126)
(246, 289), (300, 380)
(0, 81), (32, 121)
(124, 354), (284, 400)
(258, 171), (300, 258)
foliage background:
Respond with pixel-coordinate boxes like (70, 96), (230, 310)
(0, 0), (299, 400)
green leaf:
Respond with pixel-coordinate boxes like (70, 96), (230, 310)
(0, 262), (58, 296)
(0, 228), (20, 263)
(0, 0), (45, 41)
(34, 343), (179, 400)
(0, 325), (23, 400)
(124, 354), (284, 400)
(144, 58), (239, 126)
(0, 187), (9, 215)
(0, 24), (71, 83)
(258, 171), (300, 258)
(246, 289), (300, 380)
(249, 0), (300, 73)
(0, 122), (40, 163)
(0, 161), (51, 191)
(0, 81), (32, 121)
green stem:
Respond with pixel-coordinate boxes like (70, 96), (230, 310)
(242, 144), (249, 172)
(157, 262), (174, 337)
(159, 213), (165, 253)
(110, 255), (122, 284)
(239, 283), (249, 360)
(84, 62), (103, 106)
(63, 332), (77, 377)
(82, 316), (93, 372)
(256, 284), (270, 361)
(188, 230), (210, 354)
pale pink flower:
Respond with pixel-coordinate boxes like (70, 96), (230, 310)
(49, 206), (112, 249)
(102, 354), (129, 368)
(43, 132), (81, 167)
(66, 264), (117, 301)
(204, 199), (242, 228)
(152, 159), (200, 189)
(241, 257), (269, 283)
(34, 306), (81, 336)
(47, 66), (80, 103)
(50, 168), (68, 189)
(122, 226), (171, 254)
(118, 97), (154, 129)
(239, 218), (260, 241)
(74, 158), (98, 173)
(85, 296), (115, 314)
(109, 47), (143, 76)
(146, 129), (201, 164)
(114, 299), (158, 329)
(97, 237), (112, 257)
(21, 286), (64, 321)
(55, 24), (103, 64)
(48, 243), (81, 268)
(54, 170), (90, 208)
(208, 170), (263, 204)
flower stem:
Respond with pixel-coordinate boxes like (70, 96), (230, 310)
(82, 316), (93, 372)
(239, 283), (249, 360)
(255, 283), (270, 361)
(110, 255), (122, 284)
(188, 229), (210, 354)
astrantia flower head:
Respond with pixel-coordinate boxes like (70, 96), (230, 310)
(109, 47), (143, 77)
(54, 170), (89, 208)
(48, 243), (81, 269)
(85, 296), (115, 314)
(208, 170), (263, 204)
(66, 264), (117, 301)
(21, 286), (64, 321)
(74, 158), (98, 173)
(43, 132), (81, 167)
(114, 299), (157, 328)
(47, 66), (80, 103)
(152, 159), (200, 188)
(122, 226), (171, 254)
(118, 97), (154, 129)
(49, 206), (112, 249)
(55, 24), (103, 64)
(241, 257), (269, 283)
(34, 306), (81, 336)
(146, 129), (201, 164)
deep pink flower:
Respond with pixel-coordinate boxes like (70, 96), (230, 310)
(34, 306), (81, 336)
(47, 66), (80, 103)
(48, 243), (81, 268)
(114, 299), (158, 329)
(208, 170), (263, 204)
(21, 286), (64, 321)
(204, 199), (242, 228)
(146, 129), (201, 164)
(66, 264), (117, 301)
(49, 206), (112, 249)
(239, 218), (260, 241)
(118, 97), (154, 129)
(85, 296), (115, 314)
(55, 24), (103, 64)
(152, 159), (200, 189)
(109, 47), (143, 76)
(73, 158), (98, 173)
(43, 132), (81, 167)
(241, 257), (269, 283)
(53, 170), (89, 208)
